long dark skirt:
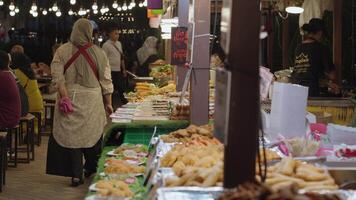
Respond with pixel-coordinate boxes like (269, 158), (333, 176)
(46, 135), (102, 179)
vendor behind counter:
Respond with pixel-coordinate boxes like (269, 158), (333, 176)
(292, 18), (340, 97)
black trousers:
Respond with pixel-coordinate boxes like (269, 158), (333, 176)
(111, 71), (127, 105)
(46, 135), (102, 179)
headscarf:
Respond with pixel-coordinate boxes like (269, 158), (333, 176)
(68, 18), (105, 88)
(136, 36), (158, 66)
(10, 53), (36, 80)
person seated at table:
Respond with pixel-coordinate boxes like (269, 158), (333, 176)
(0, 51), (21, 129)
(10, 52), (44, 113)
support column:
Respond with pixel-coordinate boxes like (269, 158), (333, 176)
(189, 0), (210, 125)
(176, 0), (189, 91)
(221, 0), (260, 188)
(333, 0), (342, 84)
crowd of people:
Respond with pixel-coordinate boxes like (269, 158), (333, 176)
(0, 18), (161, 187)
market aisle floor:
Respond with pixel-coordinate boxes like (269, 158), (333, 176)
(0, 136), (92, 200)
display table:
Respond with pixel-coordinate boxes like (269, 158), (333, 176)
(103, 120), (190, 145)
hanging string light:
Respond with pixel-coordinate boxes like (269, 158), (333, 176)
(9, 10), (15, 16)
(112, 1), (118, 9)
(117, 6), (122, 12)
(42, 9), (48, 15)
(93, 9), (98, 14)
(9, 2), (15, 10)
(100, 6), (106, 14)
(130, 0), (136, 8)
(92, 1), (98, 10)
(0, 1), (4, 6)
(70, 0), (76, 5)
(143, 0), (147, 7)
(52, 2), (58, 12)
(55, 9), (62, 17)
(31, 2), (37, 11)
(78, 8), (86, 16)
(32, 10), (38, 17)
(138, 2), (144, 7)
(68, 9), (74, 15)
(122, 2), (128, 11)
(15, 7), (19, 13)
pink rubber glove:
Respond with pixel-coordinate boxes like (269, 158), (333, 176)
(58, 97), (74, 115)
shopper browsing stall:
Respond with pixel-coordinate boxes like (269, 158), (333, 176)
(102, 27), (128, 106)
(136, 36), (160, 77)
(292, 18), (339, 97)
(46, 18), (114, 187)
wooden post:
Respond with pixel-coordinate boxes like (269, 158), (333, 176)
(333, 0), (342, 84)
(221, 0), (260, 187)
(189, 0), (211, 125)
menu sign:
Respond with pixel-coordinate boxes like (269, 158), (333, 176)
(171, 27), (188, 66)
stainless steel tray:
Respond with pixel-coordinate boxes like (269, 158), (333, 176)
(156, 187), (223, 200)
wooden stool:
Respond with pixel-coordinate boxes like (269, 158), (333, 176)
(44, 103), (55, 135)
(19, 114), (35, 163)
(0, 132), (7, 192)
(30, 112), (42, 146)
(0, 126), (19, 168)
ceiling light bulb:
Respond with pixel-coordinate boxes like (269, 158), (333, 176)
(128, 5), (133, 10)
(49, 8), (52, 12)
(55, 10), (61, 17)
(130, 0), (136, 7)
(70, 0), (76, 5)
(52, 3), (58, 12)
(31, 3), (37, 11)
(92, 2), (98, 10)
(0, 1), (4, 6)
(112, 1), (118, 8)
(15, 7), (19, 13)
(285, 6), (304, 14)
(117, 6), (122, 11)
(143, 0), (147, 7)
(9, 3), (15, 10)
(100, 6), (106, 14)
(93, 9), (98, 14)
(105, 6), (109, 12)
(122, 3), (128, 11)
(32, 11), (38, 17)
(68, 9), (74, 15)
(29, 9), (34, 14)
(42, 10), (48, 15)
(9, 10), (15, 16)
(139, 2), (143, 7)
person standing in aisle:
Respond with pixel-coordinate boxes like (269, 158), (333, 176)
(136, 36), (160, 77)
(292, 18), (339, 97)
(102, 27), (128, 107)
(46, 18), (114, 187)
(0, 51), (21, 129)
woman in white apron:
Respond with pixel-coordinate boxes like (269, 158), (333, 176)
(46, 18), (113, 187)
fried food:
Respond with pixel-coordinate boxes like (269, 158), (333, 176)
(96, 180), (133, 198)
(264, 157), (338, 191)
(160, 124), (215, 143)
(258, 148), (281, 162)
(104, 161), (145, 174)
(113, 144), (148, 155)
(160, 143), (223, 176)
(165, 161), (223, 187)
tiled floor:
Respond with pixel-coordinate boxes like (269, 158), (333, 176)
(0, 136), (92, 200)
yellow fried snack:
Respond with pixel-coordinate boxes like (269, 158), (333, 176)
(264, 157), (338, 191)
(104, 161), (145, 174)
(161, 124), (214, 143)
(96, 180), (133, 197)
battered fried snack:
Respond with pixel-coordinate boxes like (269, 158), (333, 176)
(104, 161), (145, 174)
(113, 144), (148, 155)
(160, 124), (214, 143)
(264, 157), (338, 191)
(96, 180), (133, 198)
(165, 161), (223, 187)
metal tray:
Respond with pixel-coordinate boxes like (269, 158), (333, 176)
(156, 187), (223, 200)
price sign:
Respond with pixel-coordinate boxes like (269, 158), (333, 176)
(171, 27), (188, 66)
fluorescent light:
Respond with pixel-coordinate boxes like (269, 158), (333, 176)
(285, 6), (304, 14)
